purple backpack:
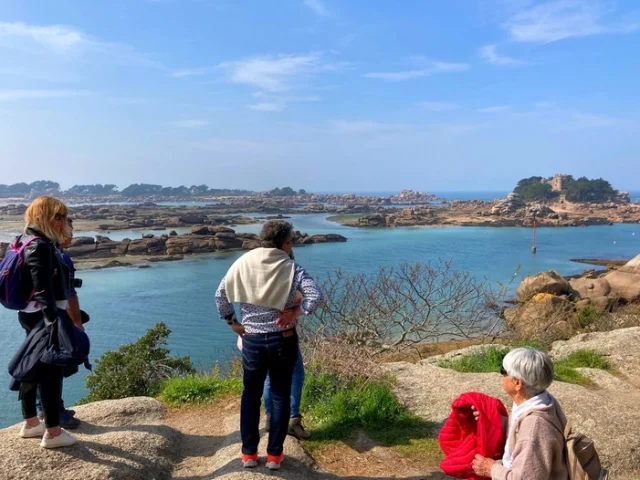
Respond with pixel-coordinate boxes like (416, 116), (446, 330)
(0, 236), (38, 310)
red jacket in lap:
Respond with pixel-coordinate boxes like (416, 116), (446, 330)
(439, 391), (508, 480)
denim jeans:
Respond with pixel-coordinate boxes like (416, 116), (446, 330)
(241, 329), (298, 456)
(264, 347), (304, 418)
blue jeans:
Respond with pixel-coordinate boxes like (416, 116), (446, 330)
(241, 329), (298, 456)
(264, 347), (304, 418)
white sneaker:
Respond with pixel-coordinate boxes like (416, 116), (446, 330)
(40, 428), (78, 449)
(19, 421), (46, 438)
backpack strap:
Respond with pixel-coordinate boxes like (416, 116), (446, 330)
(12, 235), (39, 254)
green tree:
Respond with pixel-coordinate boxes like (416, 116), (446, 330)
(82, 322), (194, 403)
(565, 177), (617, 202)
(513, 177), (558, 202)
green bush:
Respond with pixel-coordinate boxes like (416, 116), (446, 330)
(159, 375), (242, 406)
(438, 346), (510, 373)
(575, 306), (603, 329)
(82, 322), (194, 403)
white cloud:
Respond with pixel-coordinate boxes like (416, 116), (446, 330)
(174, 120), (209, 128)
(478, 105), (511, 113)
(479, 44), (524, 65)
(171, 66), (215, 78)
(420, 101), (460, 112)
(504, 0), (638, 43)
(247, 102), (285, 112)
(365, 60), (469, 81)
(304, 0), (329, 17)
(219, 53), (333, 92)
(0, 21), (157, 66)
(0, 89), (90, 102)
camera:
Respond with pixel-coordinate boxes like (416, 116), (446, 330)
(73, 278), (83, 288)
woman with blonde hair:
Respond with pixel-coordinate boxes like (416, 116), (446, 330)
(14, 196), (78, 448)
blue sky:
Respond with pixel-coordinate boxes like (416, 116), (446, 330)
(0, 0), (639, 192)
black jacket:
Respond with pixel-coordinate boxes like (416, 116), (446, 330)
(20, 226), (70, 323)
(9, 310), (91, 390)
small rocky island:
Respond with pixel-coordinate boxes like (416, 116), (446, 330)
(331, 175), (640, 228)
(0, 226), (347, 270)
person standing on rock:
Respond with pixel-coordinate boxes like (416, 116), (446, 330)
(216, 220), (323, 470)
(36, 217), (83, 430)
(13, 196), (79, 448)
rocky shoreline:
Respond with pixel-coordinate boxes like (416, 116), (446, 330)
(0, 226), (347, 270)
(503, 254), (640, 342)
(329, 193), (640, 228)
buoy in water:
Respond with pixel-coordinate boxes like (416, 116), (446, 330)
(531, 246), (537, 254)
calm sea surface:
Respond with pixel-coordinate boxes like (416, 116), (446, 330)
(0, 211), (639, 427)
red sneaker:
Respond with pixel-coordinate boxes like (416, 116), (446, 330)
(266, 454), (284, 470)
(241, 453), (258, 468)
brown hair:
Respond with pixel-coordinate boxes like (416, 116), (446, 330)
(24, 196), (71, 244)
(260, 220), (294, 249)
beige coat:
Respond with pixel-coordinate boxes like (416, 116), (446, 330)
(491, 399), (569, 480)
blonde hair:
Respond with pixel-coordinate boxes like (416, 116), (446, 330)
(24, 196), (71, 245)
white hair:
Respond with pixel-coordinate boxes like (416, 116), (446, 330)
(503, 348), (554, 396)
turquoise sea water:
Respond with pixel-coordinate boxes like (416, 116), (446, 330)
(0, 213), (639, 428)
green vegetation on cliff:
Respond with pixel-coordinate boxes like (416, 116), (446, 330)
(514, 175), (619, 203)
(82, 322), (194, 403)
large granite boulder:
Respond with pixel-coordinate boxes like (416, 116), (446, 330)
(550, 327), (640, 387)
(619, 253), (640, 274)
(0, 397), (179, 480)
(127, 238), (167, 256)
(605, 270), (640, 302)
(569, 277), (612, 300)
(516, 270), (573, 301)
(504, 294), (573, 340)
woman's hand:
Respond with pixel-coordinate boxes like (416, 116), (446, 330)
(276, 298), (303, 329)
(276, 307), (300, 328)
(471, 405), (480, 421)
(472, 454), (496, 478)
(230, 322), (245, 337)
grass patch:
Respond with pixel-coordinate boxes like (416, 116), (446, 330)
(301, 372), (438, 456)
(556, 350), (611, 370)
(437, 347), (612, 387)
(437, 346), (510, 373)
(158, 374), (242, 406)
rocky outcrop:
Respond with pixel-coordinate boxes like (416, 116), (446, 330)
(58, 230), (347, 267)
(516, 270), (574, 301)
(0, 397), (179, 480)
(491, 192), (525, 216)
(504, 294), (574, 340)
(604, 255), (640, 302)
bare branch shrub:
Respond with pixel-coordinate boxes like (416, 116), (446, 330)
(299, 260), (507, 363)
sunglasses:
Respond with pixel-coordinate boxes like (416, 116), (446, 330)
(54, 213), (67, 221)
(500, 366), (508, 376)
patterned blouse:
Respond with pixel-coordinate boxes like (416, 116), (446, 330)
(215, 263), (324, 334)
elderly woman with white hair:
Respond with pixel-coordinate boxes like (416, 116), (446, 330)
(472, 348), (569, 480)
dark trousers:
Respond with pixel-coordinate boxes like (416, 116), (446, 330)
(18, 311), (64, 428)
(241, 329), (298, 456)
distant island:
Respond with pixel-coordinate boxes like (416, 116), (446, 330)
(327, 175), (639, 228)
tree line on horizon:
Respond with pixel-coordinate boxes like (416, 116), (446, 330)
(514, 176), (620, 203)
(0, 181), (307, 198)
